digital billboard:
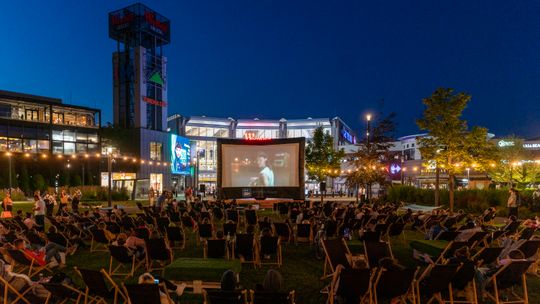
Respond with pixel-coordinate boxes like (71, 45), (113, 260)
(171, 134), (191, 175)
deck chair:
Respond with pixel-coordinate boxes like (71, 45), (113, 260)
(436, 231), (460, 242)
(134, 227), (150, 241)
(7, 249), (51, 278)
(328, 266), (372, 304)
(165, 226), (185, 250)
(145, 238), (173, 273)
(273, 223), (292, 244)
(321, 238), (353, 279)
(416, 264), (459, 304)
(363, 241), (393, 269)
(234, 234), (257, 267)
(516, 239), (540, 260)
(46, 231), (71, 248)
(484, 260), (533, 304)
(245, 210), (258, 226)
(436, 241), (469, 263)
(325, 220), (339, 238)
(42, 283), (85, 304)
(181, 216), (196, 231)
(250, 290), (295, 304)
(518, 227), (536, 240)
(108, 245), (144, 278)
(257, 236), (282, 268)
(258, 221), (272, 232)
(223, 222), (237, 237)
(473, 247), (504, 266)
(198, 223), (214, 244)
(123, 283), (168, 304)
(25, 230), (47, 248)
(295, 223), (312, 244)
(444, 261), (478, 304)
(387, 222), (406, 244)
(0, 274), (34, 304)
(204, 239), (228, 259)
(373, 267), (418, 304)
(75, 267), (127, 304)
(90, 229), (110, 252)
(155, 217), (170, 233)
(203, 289), (248, 304)
(360, 230), (381, 242)
(226, 210), (239, 223)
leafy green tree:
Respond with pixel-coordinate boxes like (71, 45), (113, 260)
(71, 174), (83, 187)
(19, 164), (31, 195)
(346, 113), (396, 202)
(305, 126), (345, 194)
(488, 136), (540, 188)
(417, 88), (498, 211)
(32, 174), (48, 192)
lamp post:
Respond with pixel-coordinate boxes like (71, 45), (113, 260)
(365, 114), (372, 146)
(106, 147), (113, 207)
(466, 167), (471, 189)
(6, 152), (12, 194)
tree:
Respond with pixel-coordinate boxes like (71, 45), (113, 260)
(305, 126), (345, 196)
(32, 174), (48, 192)
(71, 174), (83, 187)
(417, 88), (498, 211)
(346, 113), (396, 202)
(488, 136), (540, 188)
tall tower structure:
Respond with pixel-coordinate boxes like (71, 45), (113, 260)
(109, 3), (170, 131)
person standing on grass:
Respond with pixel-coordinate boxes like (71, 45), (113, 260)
(58, 189), (69, 215)
(1, 192), (13, 218)
(33, 194), (46, 232)
(507, 188), (519, 218)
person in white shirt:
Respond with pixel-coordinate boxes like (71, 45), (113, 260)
(255, 152), (274, 186)
(33, 194), (46, 231)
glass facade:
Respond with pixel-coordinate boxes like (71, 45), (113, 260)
(51, 130), (99, 155)
(150, 141), (163, 160)
(185, 126), (229, 138)
(196, 140), (218, 171)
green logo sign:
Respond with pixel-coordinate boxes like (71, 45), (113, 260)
(149, 71), (164, 86)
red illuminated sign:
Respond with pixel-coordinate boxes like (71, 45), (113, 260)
(111, 11), (135, 26)
(143, 96), (168, 107)
(145, 11), (169, 33)
(243, 131), (271, 141)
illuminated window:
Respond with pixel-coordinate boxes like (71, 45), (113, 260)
(150, 142), (163, 161)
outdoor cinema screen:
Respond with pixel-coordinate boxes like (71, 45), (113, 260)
(221, 143), (299, 187)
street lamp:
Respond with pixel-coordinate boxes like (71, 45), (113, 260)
(466, 167), (471, 189)
(6, 152), (12, 194)
(365, 114), (372, 145)
(106, 147), (114, 207)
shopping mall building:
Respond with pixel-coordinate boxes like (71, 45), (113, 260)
(167, 115), (358, 193)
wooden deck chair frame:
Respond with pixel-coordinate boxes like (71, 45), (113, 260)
(165, 226), (186, 250)
(294, 223), (313, 245)
(90, 230), (110, 253)
(443, 263), (479, 304)
(233, 235), (259, 268)
(107, 246), (144, 279)
(363, 240), (394, 269)
(321, 238), (353, 280)
(43, 283), (85, 304)
(328, 266), (372, 304)
(435, 241), (469, 264)
(8, 249), (52, 278)
(202, 289), (248, 304)
(122, 282), (171, 304)
(74, 267), (127, 304)
(484, 261), (532, 304)
(256, 236), (282, 268)
(373, 267), (418, 304)
(145, 240), (174, 275)
(0, 275), (33, 304)
(415, 264), (460, 304)
(249, 289), (296, 304)
(204, 239), (230, 259)
(386, 221), (407, 245)
(273, 223), (293, 244)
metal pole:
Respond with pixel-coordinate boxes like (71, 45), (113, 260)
(82, 163), (85, 186)
(8, 155), (12, 194)
(108, 154), (112, 207)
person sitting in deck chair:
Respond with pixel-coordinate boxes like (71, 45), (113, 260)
(0, 259), (50, 301)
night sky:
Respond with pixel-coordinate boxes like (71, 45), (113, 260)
(1, 1), (539, 138)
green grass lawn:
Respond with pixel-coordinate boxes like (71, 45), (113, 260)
(10, 204), (540, 303)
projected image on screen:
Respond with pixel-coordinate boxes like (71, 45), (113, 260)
(221, 143), (299, 187)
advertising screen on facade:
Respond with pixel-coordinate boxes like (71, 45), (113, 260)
(171, 134), (190, 175)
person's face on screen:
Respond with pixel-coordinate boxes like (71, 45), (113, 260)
(257, 156), (267, 168)
(175, 146), (181, 158)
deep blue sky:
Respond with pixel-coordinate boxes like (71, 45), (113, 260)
(1, 0), (540, 138)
